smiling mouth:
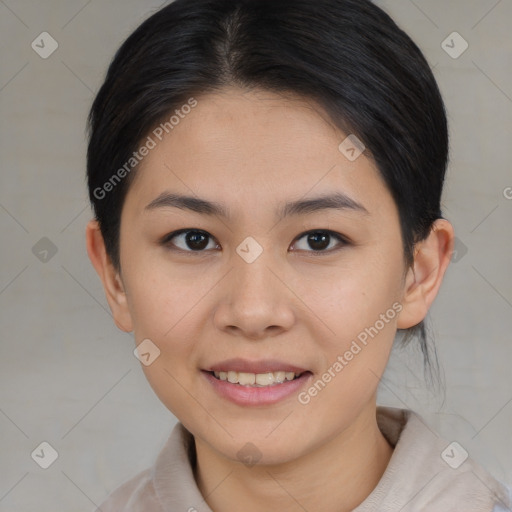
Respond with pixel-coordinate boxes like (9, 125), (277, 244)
(208, 370), (309, 387)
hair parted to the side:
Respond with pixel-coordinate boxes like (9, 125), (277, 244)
(86, 0), (449, 388)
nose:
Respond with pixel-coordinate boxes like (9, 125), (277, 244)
(213, 250), (296, 340)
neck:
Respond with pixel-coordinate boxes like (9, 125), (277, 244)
(193, 403), (394, 512)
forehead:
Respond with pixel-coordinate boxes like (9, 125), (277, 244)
(124, 87), (394, 221)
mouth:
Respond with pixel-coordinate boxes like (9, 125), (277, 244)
(202, 368), (313, 406)
(202, 358), (313, 405)
(207, 370), (309, 387)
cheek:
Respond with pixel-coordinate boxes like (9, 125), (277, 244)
(124, 258), (198, 335)
(308, 253), (403, 328)
(303, 251), (403, 376)
(124, 264), (213, 376)
(126, 272), (204, 416)
(301, 285), (400, 413)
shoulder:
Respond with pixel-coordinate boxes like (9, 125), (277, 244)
(94, 468), (163, 512)
(368, 407), (512, 511)
(93, 422), (196, 511)
(492, 482), (512, 512)
(405, 410), (512, 511)
(426, 464), (512, 511)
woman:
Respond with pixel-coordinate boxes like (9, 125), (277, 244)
(85, 0), (512, 510)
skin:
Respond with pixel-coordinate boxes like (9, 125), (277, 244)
(86, 86), (454, 512)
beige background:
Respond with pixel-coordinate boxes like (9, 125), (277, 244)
(0, 0), (511, 510)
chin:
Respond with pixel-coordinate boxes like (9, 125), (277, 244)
(210, 433), (307, 468)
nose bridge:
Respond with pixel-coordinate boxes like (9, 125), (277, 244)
(213, 237), (295, 337)
(231, 238), (279, 307)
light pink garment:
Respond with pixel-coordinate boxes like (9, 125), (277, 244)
(95, 406), (512, 511)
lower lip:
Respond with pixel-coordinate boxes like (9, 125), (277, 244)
(202, 370), (313, 406)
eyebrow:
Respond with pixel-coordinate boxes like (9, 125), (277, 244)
(144, 191), (369, 220)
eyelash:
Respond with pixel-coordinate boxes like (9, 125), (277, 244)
(160, 229), (350, 256)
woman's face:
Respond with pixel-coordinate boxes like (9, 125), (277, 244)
(116, 86), (408, 464)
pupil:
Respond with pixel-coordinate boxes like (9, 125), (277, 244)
(187, 231), (208, 250)
(308, 232), (329, 250)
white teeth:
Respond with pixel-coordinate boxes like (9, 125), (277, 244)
(255, 372), (274, 385)
(212, 370), (302, 386)
(238, 372), (256, 385)
(274, 371), (286, 383)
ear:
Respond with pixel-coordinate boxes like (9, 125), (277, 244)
(397, 219), (455, 329)
(85, 219), (134, 332)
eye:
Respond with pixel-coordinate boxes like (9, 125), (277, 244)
(161, 229), (349, 254)
(161, 229), (219, 252)
(291, 230), (348, 253)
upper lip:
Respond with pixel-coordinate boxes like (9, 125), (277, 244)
(205, 358), (310, 374)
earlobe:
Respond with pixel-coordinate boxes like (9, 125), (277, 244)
(397, 219), (455, 329)
(85, 219), (134, 332)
